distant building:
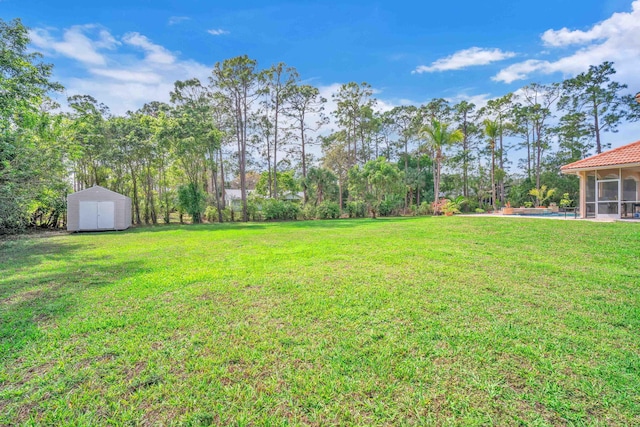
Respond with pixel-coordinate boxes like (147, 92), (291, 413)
(281, 191), (304, 201)
(224, 189), (255, 210)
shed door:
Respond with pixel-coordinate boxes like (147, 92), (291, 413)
(97, 201), (115, 229)
(79, 201), (98, 230)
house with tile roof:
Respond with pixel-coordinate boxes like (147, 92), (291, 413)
(561, 140), (640, 219)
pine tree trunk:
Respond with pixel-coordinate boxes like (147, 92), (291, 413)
(593, 96), (601, 154)
(130, 162), (141, 225)
(462, 114), (469, 198)
(301, 120), (307, 204)
(536, 124), (542, 192)
(527, 125), (532, 181)
(404, 139), (409, 210)
(212, 163), (223, 223)
(273, 96), (279, 199)
(499, 127), (505, 204)
(491, 147), (496, 211)
(219, 147), (226, 208)
(241, 97), (248, 222)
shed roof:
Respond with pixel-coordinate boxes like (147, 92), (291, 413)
(561, 140), (640, 172)
(67, 185), (129, 200)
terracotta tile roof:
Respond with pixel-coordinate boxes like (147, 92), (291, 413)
(561, 140), (640, 171)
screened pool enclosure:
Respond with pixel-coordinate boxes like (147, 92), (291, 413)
(562, 141), (640, 220)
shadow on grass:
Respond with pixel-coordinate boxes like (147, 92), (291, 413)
(0, 240), (145, 360)
(121, 215), (427, 234)
(122, 223), (267, 234)
(285, 216), (425, 228)
(0, 238), (85, 282)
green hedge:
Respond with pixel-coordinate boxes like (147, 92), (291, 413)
(263, 199), (300, 220)
(345, 201), (366, 218)
(316, 201), (341, 219)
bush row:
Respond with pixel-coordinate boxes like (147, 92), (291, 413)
(203, 199), (444, 223)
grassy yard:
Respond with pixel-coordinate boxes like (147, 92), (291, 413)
(1, 217), (639, 426)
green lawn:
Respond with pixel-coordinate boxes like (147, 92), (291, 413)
(1, 217), (639, 426)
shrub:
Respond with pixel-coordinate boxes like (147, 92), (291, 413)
(316, 201), (341, 219)
(222, 207), (234, 222)
(431, 198), (449, 215)
(0, 196), (27, 234)
(466, 199), (479, 213)
(177, 183), (206, 223)
(379, 195), (403, 217)
(417, 202), (432, 216)
(559, 193), (573, 208)
(346, 201), (366, 218)
(247, 200), (262, 221)
(529, 185), (557, 207)
(442, 200), (461, 215)
(27, 187), (67, 229)
(263, 199), (300, 221)
(204, 206), (219, 222)
(300, 204), (317, 220)
(285, 202), (301, 220)
(475, 208), (486, 214)
(204, 204), (244, 222)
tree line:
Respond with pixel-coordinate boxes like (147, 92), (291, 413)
(2, 17), (640, 233)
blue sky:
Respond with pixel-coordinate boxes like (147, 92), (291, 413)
(3, 0), (640, 149)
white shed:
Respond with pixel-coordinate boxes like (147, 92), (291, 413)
(67, 186), (132, 232)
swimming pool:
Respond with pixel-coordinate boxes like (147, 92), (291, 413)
(514, 212), (578, 218)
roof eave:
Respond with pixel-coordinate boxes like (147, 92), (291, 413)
(561, 162), (640, 174)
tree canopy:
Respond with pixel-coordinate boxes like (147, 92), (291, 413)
(2, 16), (639, 232)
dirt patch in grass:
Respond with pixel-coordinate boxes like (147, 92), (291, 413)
(196, 290), (234, 303)
(13, 401), (39, 425)
(0, 289), (44, 306)
(4, 361), (56, 388)
(140, 407), (187, 427)
(125, 361), (148, 383)
(533, 401), (567, 425)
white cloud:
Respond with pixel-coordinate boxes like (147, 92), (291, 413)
(168, 16), (190, 25)
(207, 29), (230, 36)
(88, 68), (164, 84)
(29, 24), (118, 66)
(492, 60), (549, 84)
(446, 92), (493, 109)
(122, 32), (176, 65)
(31, 24), (211, 115)
(61, 56), (211, 115)
(541, 3), (640, 47)
(494, 0), (640, 84)
(413, 47), (516, 74)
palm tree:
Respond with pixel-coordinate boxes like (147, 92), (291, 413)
(422, 119), (464, 208)
(483, 119), (500, 211)
(305, 167), (337, 206)
(529, 185), (556, 207)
